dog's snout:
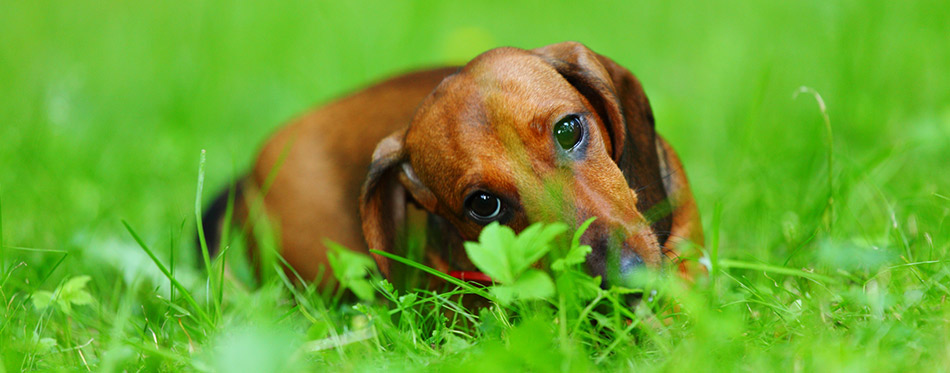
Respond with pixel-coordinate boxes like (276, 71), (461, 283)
(605, 243), (646, 290)
(618, 244), (645, 276)
(588, 238), (647, 290)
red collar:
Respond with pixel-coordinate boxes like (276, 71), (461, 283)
(447, 271), (493, 283)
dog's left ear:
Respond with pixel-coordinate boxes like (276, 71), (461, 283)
(533, 41), (671, 245)
(359, 129), (438, 278)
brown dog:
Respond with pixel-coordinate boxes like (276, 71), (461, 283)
(201, 42), (703, 289)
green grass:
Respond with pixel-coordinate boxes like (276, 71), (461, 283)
(2, 0), (949, 371)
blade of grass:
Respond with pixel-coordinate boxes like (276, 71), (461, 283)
(718, 258), (838, 283)
(795, 86), (835, 234)
(238, 134), (295, 238)
(383, 287), (470, 316)
(0, 186), (4, 274)
(719, 270), (792, 316)
(195, 149), (211, 270)
(430, 291), (480, 325)
(195, 150), (212, 271)
(612, 296), (672, 354)
(571, 293), (604, 336)
(4, 246), (69, 253)
(709, 202), (722, 288)
(273, 263), (320, 324)
(125, 341), (200, 369)
(594, 314), (640, 364)
(242, 139), (295, 285)
(169, 228), (176, 303)
(36, 253), (69, 289)
(215, 179), (237, 309)
(369, 249), (503, 305)
(216, 248), (227, 311)
(887, 259), (949, 270)
(13, 252), (69, 321)
(219, 174), (237, 255)
(272, 262), (347, 360)
(122, 220), (213, 326)
(193, 149), (220, 320)
(274, 245), (312, 289)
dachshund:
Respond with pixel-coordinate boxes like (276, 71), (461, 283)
(200, 42), (704, 290)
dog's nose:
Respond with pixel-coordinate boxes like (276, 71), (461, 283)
(618, 243), (645, 274)
(590, 240), (646, 290)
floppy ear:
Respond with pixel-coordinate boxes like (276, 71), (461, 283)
(359, 129), (437, 278)
(533, 41), (672, 246)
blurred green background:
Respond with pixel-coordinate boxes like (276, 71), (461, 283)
(1, 0), (949, 369)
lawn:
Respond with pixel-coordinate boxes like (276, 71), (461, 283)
(1, 0), (949, 371)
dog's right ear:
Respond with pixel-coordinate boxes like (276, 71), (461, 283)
(359, 129), (437, 278)
(534, 41), (671, 246)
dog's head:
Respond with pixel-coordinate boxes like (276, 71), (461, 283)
(360, 42), (672, 288)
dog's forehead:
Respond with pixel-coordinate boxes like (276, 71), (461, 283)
(463, 49), (575, 103)
(403, 48), (587, 206)
(409, 49), (581, 139)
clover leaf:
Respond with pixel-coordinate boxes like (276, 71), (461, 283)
(463, 222), (569, 305)
(32, 275), (95, 313)
(325, 240), (377, 301)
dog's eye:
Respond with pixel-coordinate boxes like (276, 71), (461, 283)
(465, 191), (503, 223)
(554, 114), (583, 150)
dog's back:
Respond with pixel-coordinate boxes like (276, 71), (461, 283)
(200, 67), (458, 285)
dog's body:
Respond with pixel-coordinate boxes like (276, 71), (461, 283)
(204, 42), (703, 289)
